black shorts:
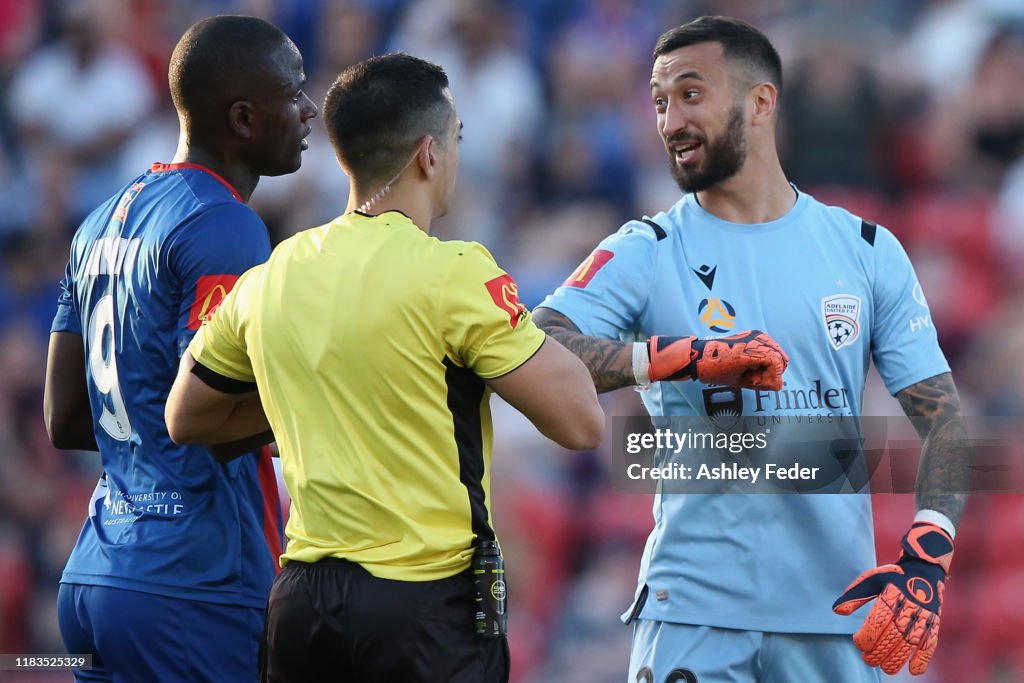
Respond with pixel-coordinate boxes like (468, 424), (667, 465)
(260, 557), (510, 683)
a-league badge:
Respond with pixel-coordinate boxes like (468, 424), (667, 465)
(821, 294), (861, 350)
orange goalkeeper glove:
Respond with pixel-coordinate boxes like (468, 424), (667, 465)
(833, 522), (954, 676)
(647, 330), (788, 390)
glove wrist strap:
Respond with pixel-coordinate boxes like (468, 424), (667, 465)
(647, 336), (698, 383)
(632, 342), (651, 389)
(900, 522), (954, 574)
(914, 509), (956, 539)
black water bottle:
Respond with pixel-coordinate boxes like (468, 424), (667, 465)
(473, 540), (507, 638)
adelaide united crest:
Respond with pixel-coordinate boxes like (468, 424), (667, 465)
(821, 294), (861, 350)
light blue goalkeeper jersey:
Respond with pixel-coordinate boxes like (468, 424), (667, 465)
(539, 189), (949, 634)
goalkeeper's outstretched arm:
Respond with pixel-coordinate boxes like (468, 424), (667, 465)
(532, 307), (635, 393)
(533, 306), (789, 395)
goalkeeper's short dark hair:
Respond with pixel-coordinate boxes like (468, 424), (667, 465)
(322, 53), (453, 186)
(654, 15), (783, 95)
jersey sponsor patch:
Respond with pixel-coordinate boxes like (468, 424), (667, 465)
(702, 386), (743, 430)
(485, 274), (527, 328)
(822, 294), (862, 350)
(563, 249), (614, 288)
(188, 274), (239, 330)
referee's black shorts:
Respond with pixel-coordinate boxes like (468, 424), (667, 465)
(259, 557), (510, 682)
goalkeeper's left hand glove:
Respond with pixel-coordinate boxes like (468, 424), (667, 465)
(832, 522), (954, 676)
(648, 330), (788, 390)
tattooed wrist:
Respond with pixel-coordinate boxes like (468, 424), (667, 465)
(533, 307), (636, 393)
(897, 372), (972, 528)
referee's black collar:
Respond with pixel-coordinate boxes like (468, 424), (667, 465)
(352, 209), (414, 222)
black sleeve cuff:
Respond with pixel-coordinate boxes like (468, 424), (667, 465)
(190, 360), (258, 394)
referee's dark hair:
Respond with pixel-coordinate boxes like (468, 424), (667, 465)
(654, 15), (783, 94)
(323, 53), (453, 186)
(169, 15), (290, 129)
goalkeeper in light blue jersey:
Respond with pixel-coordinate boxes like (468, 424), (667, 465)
(536, 15), (971, 683)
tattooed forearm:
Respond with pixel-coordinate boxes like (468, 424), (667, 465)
(533, 307), (636, 393)
(896, 372), (973, 527)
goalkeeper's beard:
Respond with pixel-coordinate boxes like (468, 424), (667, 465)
(668, 103), (748, 194)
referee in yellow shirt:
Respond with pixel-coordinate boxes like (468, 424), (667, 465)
(164, 53), (603, 682)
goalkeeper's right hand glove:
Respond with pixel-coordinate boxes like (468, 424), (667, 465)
(647, 330), (788, 390)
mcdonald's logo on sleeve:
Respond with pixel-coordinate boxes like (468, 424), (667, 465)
(484, 273), (528, 329)
(188, 274), (240, 330)
(563, 249), (614, 288)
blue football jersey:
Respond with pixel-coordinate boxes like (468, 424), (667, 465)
(52, 163), (282, 608)
(541, 189), (950, 634)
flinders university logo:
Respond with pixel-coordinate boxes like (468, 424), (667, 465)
(702, 386), (744, 430)
(821, 294), (861, 350)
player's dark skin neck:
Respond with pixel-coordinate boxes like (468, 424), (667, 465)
(172, 144), (260, 204)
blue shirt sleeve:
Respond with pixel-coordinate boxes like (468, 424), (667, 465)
(871, 226), (950, 394)
(165, 202), (271, 356)
(537, 221), (659, 339)
(51, 260), (81, 334)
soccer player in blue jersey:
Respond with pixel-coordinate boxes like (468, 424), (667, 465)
(536, 16), (971, 683)
(42, 15), (317, 683)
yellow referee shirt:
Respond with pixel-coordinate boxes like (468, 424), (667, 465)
(188, 211), (546, 581)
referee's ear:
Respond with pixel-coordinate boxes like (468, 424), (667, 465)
(416, 135), (437, 179)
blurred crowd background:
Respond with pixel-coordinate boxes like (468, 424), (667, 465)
(1, 0), (1023, 681)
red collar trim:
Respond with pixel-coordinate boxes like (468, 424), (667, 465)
(150, 162), (243, 202)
